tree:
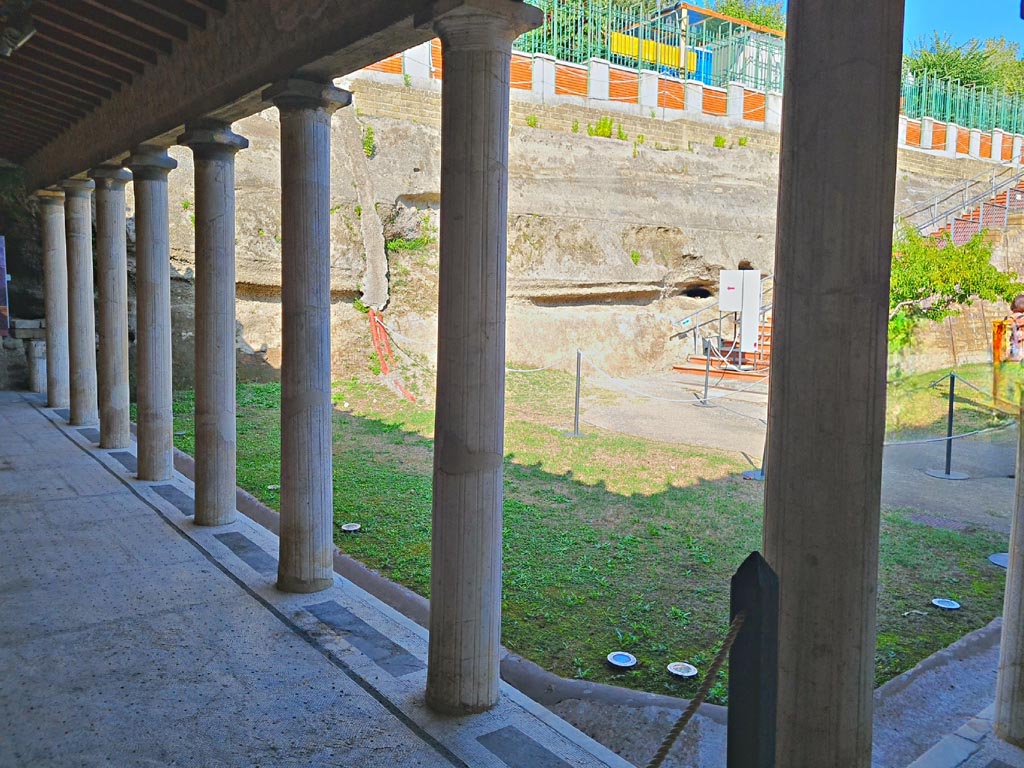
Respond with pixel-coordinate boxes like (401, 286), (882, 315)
(888, 227), (1022, 351)
(903, 33), (997, 87)
(712, 0), (785, 32)
(984, 37), (1024, 95)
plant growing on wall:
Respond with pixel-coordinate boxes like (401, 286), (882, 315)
(889, 227), (1022, 350)
(587, 116), (614, 138)
(362, 125), (376, 158)
(526, 114), (539, 128)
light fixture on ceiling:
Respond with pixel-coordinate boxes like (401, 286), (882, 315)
(0, 1), (35, 58)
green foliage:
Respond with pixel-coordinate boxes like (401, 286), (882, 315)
(713, 135), (727, 148)
(904, 33), (1024, 94)
(354, 204), (362, 218)
(616, 123), (628, 141)
(571, 118), (580, 133)
(712, 0), (785, 31)
(629, 249), (642, 266)
(362, 125), (376, 158)
(737, 136), (748, 147)
(353, 297), (370, 314)
(889, 227), (1023, 351)
(403, 73), (412, 88)
(526, 114), (539, 128)
(329, 204), (342, 215)
(636, 134), (645, 144)
(587, 116), (614, 138)
(181, 199), (191, 211)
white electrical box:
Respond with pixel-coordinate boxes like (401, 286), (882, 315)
(718, 269), (762, 354)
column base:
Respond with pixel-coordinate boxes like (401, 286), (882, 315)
(276, 574), (333, 594)
(425, 690), (499, 716)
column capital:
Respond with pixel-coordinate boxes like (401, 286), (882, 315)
(417, 0), (542, 45)
(177, 119), (249, 157)
(89, 164), (132, 190)
(262, 78), (351, 114)
(61, 178), (95, 197)
(34, 189), (65, 206)
(124, 144), (178, 181)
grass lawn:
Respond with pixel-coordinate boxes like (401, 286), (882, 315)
(168, 369), (1009, 704)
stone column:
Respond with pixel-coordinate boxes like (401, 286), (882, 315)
(765, 91), (783, 132)
(996, 401), (1024, 745)
(531, 53), (556, 101)
(262, 79), (350, 592)
(88, 166), (132, 449)
(62, 179), (98, 426)
(1014, 135), (1024, 165)
(639, 69), (660, 110)
(762, 0), (904, 764)
(422, 0), (541, 716)
(124, 146), (177, 481)
(37, 191), (69, 409)
(897, 114), (908, 146)
(178, 121), (248, 526)
(727, 81), (745, 122)
(994, 129), (1006, 163)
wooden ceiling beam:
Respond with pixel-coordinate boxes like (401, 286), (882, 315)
(78, 0), (191, 42)
(37, 1), (175, 55)
(0, 74), (100, 113)
(2, 58), (115, 100)
(126, 0), (207, 30)
(34, 36), (139, 84)
(31, 6), (160, 65)
(0, 87), (87, 125)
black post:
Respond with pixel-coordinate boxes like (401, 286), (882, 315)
(574, 348), (582, 435)
(728, 551), (779, 768)
(945, 374), (956, 476)
(701, 337), (712, 405)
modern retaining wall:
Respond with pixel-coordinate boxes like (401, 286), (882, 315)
(364, 40), (1023, 167)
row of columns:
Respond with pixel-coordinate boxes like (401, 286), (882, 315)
(34, 0), (539, 717)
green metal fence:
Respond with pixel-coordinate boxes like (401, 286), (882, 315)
(900, 71), (1024, 134)
(517, 0), (1023, 134)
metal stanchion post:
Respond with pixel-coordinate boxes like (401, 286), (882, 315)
(695, 337), (713, 407)
(926, 373), (970, 480)
(564, 348), (584, 438)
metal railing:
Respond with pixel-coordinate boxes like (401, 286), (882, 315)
(900, 168), (1024, 241)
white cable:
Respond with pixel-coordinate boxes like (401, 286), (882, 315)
(883, 421), (1014, 447)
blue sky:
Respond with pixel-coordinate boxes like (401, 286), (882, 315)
(902, 0), (1024, 53)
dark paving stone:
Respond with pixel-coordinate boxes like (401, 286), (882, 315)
(109, 451), (137, 472)
(152, 484), (194, 518)
(77, 427), (100, 444)
(306, 600), (426, 677)
(214, 531), (277, 576)
(984, 761), (1015, 768)
(54, 408), (70, 421)
(478, 726), (573, 768)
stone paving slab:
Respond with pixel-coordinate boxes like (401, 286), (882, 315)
(0, 392), (632, 768)
(908, 705), (1024, 768)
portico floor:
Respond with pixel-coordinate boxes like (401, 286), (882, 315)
(0, 391), (630, 768)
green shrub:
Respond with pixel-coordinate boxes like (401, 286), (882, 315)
(362, 125), (376, 158)
(526, 114), (539, 128)
(588, 116), (614, 138)
(713, 135), (727, 148)
(616, 123), (628, 141)
(571, 119), (580, 133)
(629, 250), (642, 266)
(403, 73), (412, 88)
(738, 136), (748, 147)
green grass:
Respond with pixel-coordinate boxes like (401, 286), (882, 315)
(886, 363), (1011, 439)
(165, 373), (1009, 703)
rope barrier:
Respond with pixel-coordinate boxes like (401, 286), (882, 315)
(884, 420), (1015, 446)
(645, 610), (747, 768)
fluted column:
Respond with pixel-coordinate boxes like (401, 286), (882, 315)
(89, 166), (132, 449)
(423, 0), (542, 715)
(62, 179), (98, 426)
(996, 401), (1024, 744)
(263, 79), (350, 593)
(124, 146), (177, 481)
(762, 0), (905, 765)
(178, 121), (248, 526)
(37, 191), (69, 409)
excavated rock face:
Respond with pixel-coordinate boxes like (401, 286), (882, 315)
(110, 80), (994, 387)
